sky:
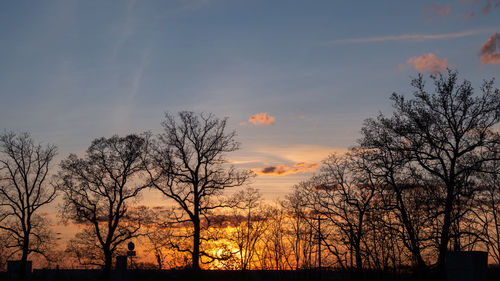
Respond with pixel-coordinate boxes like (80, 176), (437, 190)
(1, 0), (500, 205)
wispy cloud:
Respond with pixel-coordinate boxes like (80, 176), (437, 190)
(252, 162), (318, 176)
(327, 29), (489, 45)
(425, 4), (451, 22)
(405, 53), (448, 73)
(112, 0), (137, 59)
(229, 144), (346, 170)
(427, 4), (451, 15)
(460, 0), (500, 19)
(481, 0), (492, 14)
(480, 32), (500, 64)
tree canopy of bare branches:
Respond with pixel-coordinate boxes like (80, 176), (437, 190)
(227, 187), (270, 270)
(58, 134), (149, 272)
(474, 151), (500, 264)
(295, 153), (378, 270)
(0, 132), (57, 277)
(359, 69), (500, 269)
(145, 111), (251, 270)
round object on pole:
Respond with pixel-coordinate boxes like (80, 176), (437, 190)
(128, 242), (135, 251)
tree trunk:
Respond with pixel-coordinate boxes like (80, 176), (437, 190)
(395, 192), (426, 270)
(354, 243), (362, 271)
(437, 186), (454, 270)
(156, 253), (162, 270)
(20, 234), (29, 281)
(192, 217), (201, 271)
(98, 247), (113, 281)
(103, 247), (113, 272)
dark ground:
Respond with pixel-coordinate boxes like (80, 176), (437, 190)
(1, 268), (499, 281)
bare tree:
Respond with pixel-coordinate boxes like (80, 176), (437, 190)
(353, 146), (433, 271)
(58, 134), (149, 273)
(282, 190), (315, 270)
(141, 206), (178, 270)
(257, 204), (289, 270)
(474, 151), (500, 264)
(311, 153), (377, 270)
(359, 70), (500, 269)
(65, 227), (106, 268)
(362, 204), (405, 272)
(0, 132), (57, 277)
(227, 187), (269, 270)
(145, 111), (251, 270)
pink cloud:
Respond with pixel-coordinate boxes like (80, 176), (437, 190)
(248, 113), (275, 126)
(480, 32), (500, 64)
(406, 53), (448, 73)
(252, 162), (318, 176)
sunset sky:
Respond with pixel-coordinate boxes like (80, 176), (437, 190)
(1, 0), (499, 208)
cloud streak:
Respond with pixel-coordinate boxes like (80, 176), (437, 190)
(252, 162), (318, 176)
(406, 53), (448, 73)
(480, 32), (500, 64)
(327, 29), (489, 45)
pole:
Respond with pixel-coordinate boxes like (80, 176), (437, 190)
(318, 215), (321, 271)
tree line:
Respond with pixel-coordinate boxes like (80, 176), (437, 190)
(1, 70), (499, 276)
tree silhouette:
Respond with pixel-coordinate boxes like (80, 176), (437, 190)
(0, 132), (57, 278)
(58, 134), (149, 273)
(228, 187), (270, 270)
(282, 189), (315, 270)
(145, 111), (251, 271)
(353, 143), (432, 271)
(474, 150), (500, 264)
(143, 206), (176, 270)
(298, 153), (377, 270)
(359, 70), (500, 270)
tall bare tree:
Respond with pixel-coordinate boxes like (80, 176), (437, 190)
(0, 132), (57, 276)
(58, 134), (149, 273)
(359, 70), (500, 269)
(145, 111), (251, 270)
